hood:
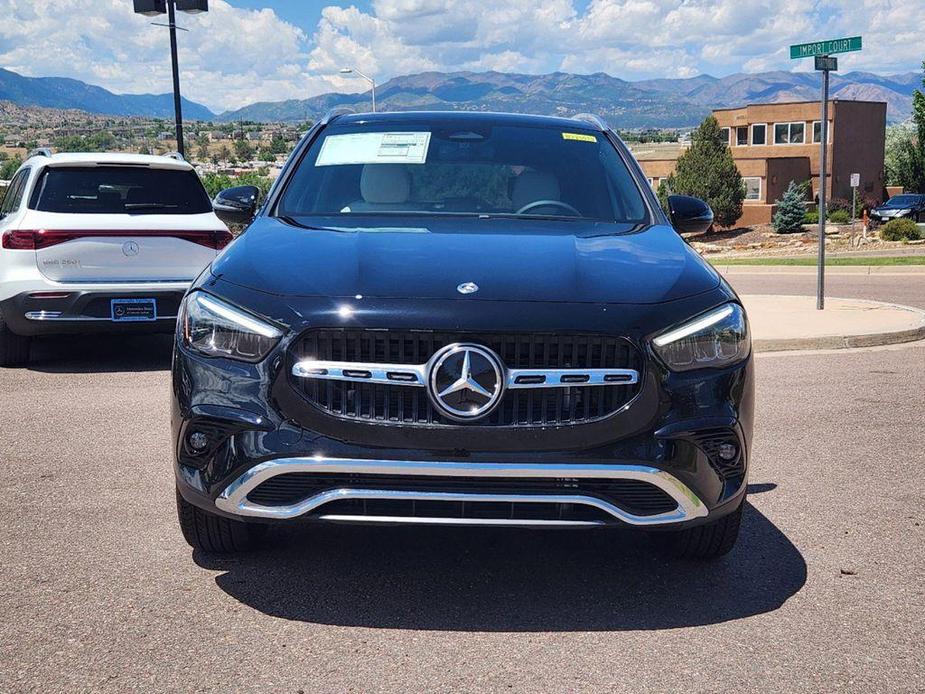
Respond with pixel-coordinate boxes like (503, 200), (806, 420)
(211, 216), (720, 305)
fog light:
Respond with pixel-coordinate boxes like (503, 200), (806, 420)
(187, 431), (209, 452)
(718, 442), (738, 461)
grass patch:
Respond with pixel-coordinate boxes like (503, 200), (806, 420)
(710, 255), (925, 266)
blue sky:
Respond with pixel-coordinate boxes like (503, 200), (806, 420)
(0, 1), (921, 113)
(229, 0), (348, 28)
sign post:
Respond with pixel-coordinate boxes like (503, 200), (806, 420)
(850, 173), (860, 220)
(790, 36), (862, 310)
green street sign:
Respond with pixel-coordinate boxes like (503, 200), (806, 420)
(790, 36), (862, 59)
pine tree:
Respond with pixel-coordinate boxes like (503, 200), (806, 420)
(772, 181), (807, 234)
(665, 116), (744, 227)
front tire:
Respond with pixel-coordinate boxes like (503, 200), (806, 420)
(0, 313), (31, 367)
(176, 488), (266, 553)
(655, 497), (744, 560)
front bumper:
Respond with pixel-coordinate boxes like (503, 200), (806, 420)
(211, 458), (709, 527)
(0, 288), (186, 336)
(172, 319), (753, 530)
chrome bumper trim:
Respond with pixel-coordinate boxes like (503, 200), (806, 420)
(25, 311), (177, 322)
(292, 359), (639, 389)
(215, 458), (707, 526)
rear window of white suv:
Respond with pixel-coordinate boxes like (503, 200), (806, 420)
(31, 166), (213, 215)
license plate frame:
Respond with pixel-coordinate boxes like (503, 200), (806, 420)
(110, 298), (158, 322)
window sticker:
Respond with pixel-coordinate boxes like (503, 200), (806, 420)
(562, 132), (597, 143)
(315, 131), (432, 166)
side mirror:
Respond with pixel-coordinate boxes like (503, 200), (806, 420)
(667, 195), (714, 234)
(213, 185), (260, 226)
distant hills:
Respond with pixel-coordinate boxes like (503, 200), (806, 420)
(0, 67), (919, 128)
(0, 68), (214, 120)
(219, 69), (920, 127)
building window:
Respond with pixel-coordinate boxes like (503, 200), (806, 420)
(719, 127), (730, 145)
(743, 177), (761, 201)
(774, 122), (805, 144)
(647, 177), (654, 187)
(812, 121), (832, 144)
(751, 123), (767, 145)
(735, 126), (749, 146)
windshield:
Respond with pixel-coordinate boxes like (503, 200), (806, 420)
(277, 121), (649, 224)
(886, 195), (922, 207)
(32, 166), (213, 215)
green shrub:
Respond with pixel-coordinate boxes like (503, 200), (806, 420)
(803, 211), (819, 225)
(772, 181), (807, 234)
(880, 217), (923, 241)
(827, 209), (850, 224)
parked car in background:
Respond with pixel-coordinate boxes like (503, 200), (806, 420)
(870, 194), (925, 224)
(173, 110), (754, 561)
(0, 150), (232, 366)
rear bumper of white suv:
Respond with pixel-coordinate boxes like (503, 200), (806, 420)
(0, 281), (189, 336)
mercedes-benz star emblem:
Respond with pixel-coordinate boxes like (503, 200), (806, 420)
(122, 241), (139, 257)
(457, 282), (479, 295)
(428, 343), (504, 421)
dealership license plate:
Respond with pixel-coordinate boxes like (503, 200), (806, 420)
(111, 298), (157, 322)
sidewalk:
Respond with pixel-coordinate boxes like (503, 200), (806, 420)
(741, 295), (925, 352)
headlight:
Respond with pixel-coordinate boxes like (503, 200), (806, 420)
(896, 209), (911, 216)
(181, 292), (283, 362)
(652, 303), (749, 372)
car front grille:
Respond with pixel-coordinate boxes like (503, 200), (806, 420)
(290, 329), (644, 427)
(246, 472), (679, 517)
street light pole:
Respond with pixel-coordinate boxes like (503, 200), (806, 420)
(134, 0), (209, 159)
(166, 0), (185, 156)
(340, 67), (377, 112)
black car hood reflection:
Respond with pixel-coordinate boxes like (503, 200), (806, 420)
(212, 216), (720, 305)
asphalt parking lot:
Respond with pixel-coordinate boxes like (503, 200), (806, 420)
(1, 272), (923, 693)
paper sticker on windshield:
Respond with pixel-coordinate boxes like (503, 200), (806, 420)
(315, 132), (432, 166)
(562, 132), (597, 143)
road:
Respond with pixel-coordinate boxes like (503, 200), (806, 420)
(1, 272), (923, 693)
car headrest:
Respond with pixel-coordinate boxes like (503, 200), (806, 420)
(511, 170), (561, 211)
(360, 164), (411, 204)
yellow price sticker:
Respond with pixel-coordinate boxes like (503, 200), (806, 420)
(562, 132), (597, 143)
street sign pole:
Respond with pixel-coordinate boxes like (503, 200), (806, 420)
(817, 59), (831, 310)
(790, 37), (861, 310)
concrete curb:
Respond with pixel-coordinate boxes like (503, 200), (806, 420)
(750, 298), (925, 353)
(715, 264), (925, 275)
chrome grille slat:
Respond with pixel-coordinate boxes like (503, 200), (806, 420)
(290, 330), (643, 427)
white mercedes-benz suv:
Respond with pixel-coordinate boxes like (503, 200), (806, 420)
(0, 150), (233, 366)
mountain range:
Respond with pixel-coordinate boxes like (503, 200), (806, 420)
(1, 67), (919, 128)
(0, 68), (214, 120)
(220, 70), (919, 127)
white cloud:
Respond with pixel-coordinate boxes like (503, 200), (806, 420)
(0, 0), (921, 114)
(0, 0), (328, 112)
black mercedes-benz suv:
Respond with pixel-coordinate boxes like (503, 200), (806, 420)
(173, 111), (753, 560)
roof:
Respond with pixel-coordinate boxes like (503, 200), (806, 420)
(23, 152), (193, 171)
(330, 110), (607, 132)
(712, 99), (888, 112)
